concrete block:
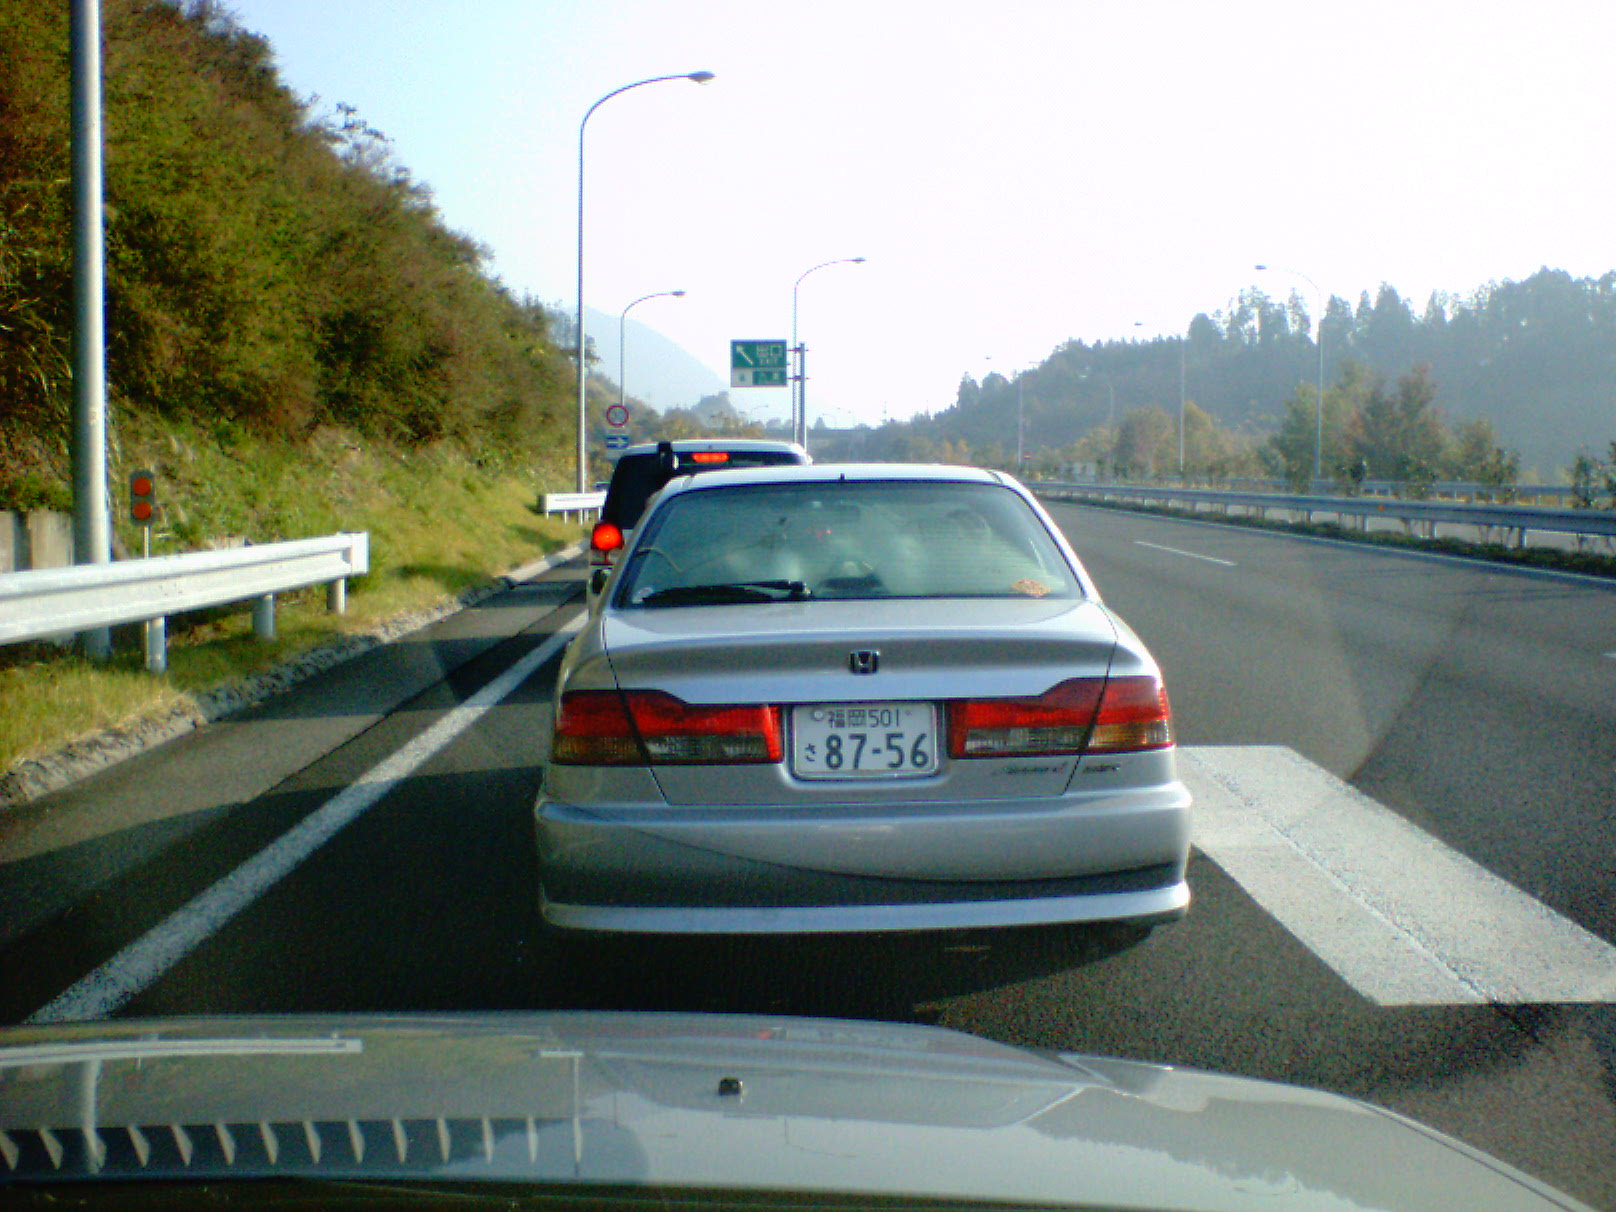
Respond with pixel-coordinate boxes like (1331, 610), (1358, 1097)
(0, 512), (20, 573)
(27, 512), (74, 569)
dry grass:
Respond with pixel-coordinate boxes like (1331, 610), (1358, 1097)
(1, 421), (582, 776)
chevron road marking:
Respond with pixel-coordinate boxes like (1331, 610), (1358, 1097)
(1182, 745), (1616, 1006)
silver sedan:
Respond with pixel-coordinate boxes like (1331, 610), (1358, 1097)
(536, 464), (1191, 936)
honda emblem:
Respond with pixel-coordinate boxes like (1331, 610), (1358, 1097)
(848, 650), (880, 675)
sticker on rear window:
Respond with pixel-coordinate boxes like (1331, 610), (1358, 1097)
(1013, 578), (1051, 598)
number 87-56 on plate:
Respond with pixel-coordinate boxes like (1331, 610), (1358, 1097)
(790, 703), (938, 779)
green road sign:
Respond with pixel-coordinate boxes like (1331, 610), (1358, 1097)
(731, 339), (788, 388)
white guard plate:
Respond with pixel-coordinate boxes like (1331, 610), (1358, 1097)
(791, 703), (939, 780)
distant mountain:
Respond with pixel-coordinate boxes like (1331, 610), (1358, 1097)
(585, 307), (727, 413)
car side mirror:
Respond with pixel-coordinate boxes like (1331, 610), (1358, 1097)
(589, 567), (611, 597)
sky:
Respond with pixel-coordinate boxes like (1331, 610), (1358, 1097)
(219, 0), (1616, 431)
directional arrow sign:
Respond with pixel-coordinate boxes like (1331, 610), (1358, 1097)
(604, 434), (631, 450)
(731, 339), (788, 388)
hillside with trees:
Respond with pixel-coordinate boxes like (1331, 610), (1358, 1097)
(0, 0), (589, 516)
(893, 272), (1616, 483)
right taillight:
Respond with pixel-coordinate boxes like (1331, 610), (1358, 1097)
(947, 674), (1171, 758)
(1086, 675), (1173, 752)
(552, 689), (781, 766)
(948, 678), (1104, 758)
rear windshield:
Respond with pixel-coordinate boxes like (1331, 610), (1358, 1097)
(601, 449), (805, 529)
(616, 480), (1081, 608)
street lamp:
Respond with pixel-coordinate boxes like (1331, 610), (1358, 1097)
(792, 257), (865, 449)
(1177, 334), (1187, 478)
(619, 290), (686, 411)
(575, 71), (714, 491)
(1255, 263), (1326, 485)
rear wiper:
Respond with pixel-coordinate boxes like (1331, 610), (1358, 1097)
(639, 580), (810, 607)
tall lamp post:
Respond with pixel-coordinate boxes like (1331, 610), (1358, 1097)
(1255, 263), (1326, 485)
(70, 0), (111, 659)
(576, 71), (714, 491)
(619, 290), (685, 411)
(1177, 334), (1187, 477)
(792, 256), (865, 449)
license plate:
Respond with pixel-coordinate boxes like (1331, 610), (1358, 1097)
(791, 703), (939, 779)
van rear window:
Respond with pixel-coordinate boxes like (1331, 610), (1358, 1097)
(602, 450), (805, 529)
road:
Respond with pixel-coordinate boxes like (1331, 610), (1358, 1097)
(2, 507), (1614, 1208)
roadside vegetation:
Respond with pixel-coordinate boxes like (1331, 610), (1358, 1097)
(0, 2), (592, 780)
(0, 419), (580, 777)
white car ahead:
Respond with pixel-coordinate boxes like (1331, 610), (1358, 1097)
(539, 463), (1191, 937)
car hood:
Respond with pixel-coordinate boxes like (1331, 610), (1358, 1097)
(0, 1012), (1591, 1210)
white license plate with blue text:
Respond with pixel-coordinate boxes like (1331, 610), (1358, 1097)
(791, 703), (939, 779)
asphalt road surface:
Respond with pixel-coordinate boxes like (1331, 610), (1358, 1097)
(3, 507), (1614, 1208)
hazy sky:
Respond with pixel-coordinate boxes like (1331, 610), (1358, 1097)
(220, 0), (1616, 430)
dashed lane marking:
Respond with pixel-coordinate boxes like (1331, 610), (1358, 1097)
(1134, 541), (1236, 567)
(1182, 745), (1616, 1006)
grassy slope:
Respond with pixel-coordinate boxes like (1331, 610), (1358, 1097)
(0, 415), (582, 777)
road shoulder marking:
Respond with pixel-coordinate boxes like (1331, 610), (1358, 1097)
(27, 614), (585, 1024)
(1182, 745), (1616, 1006)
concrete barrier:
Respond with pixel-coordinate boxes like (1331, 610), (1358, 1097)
(0, 512), (74, 573)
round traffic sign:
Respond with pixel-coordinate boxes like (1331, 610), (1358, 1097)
(605, 403), (630, 428)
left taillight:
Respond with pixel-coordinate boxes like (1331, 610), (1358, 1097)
(590, 521), (624, 567)
(551, 689), (643, 764)
(947, 674), (1171, 758)
(552, 690), (781, 766)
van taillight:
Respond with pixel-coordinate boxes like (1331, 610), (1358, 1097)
(552, 690), (781, 766)
(590, 522), (623, 567)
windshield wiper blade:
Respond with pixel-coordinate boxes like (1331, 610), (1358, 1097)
(639, 580), (810, 607)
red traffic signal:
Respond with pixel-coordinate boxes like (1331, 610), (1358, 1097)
(130, 470), (156, 525)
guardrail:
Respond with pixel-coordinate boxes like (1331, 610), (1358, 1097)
(1188, 477), (1570, 505)
(0, 532), (368, 673)
(1034, 483), (1616, 547)
(539, 491), (605, 522)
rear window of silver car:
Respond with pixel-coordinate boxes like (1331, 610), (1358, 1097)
(616, 480), (1081, 606)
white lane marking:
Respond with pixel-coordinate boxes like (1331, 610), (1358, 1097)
(1133, 540), (1236, 567)
(1182, 745), (1616, 1006)
(27, 614), (586, 1024)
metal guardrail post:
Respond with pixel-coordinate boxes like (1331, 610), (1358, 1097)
(252, 594), (275, 641)
(143, 617), (166, 674)
(328, 578), (346, 614)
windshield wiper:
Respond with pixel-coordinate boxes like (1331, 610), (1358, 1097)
(638, 580), (810, 607)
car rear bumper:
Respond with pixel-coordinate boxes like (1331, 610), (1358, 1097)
(535, 791), (1191, 934)
(540, 873), (1189, 934)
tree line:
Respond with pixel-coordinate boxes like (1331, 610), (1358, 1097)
(908, 271), (1616, 482)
